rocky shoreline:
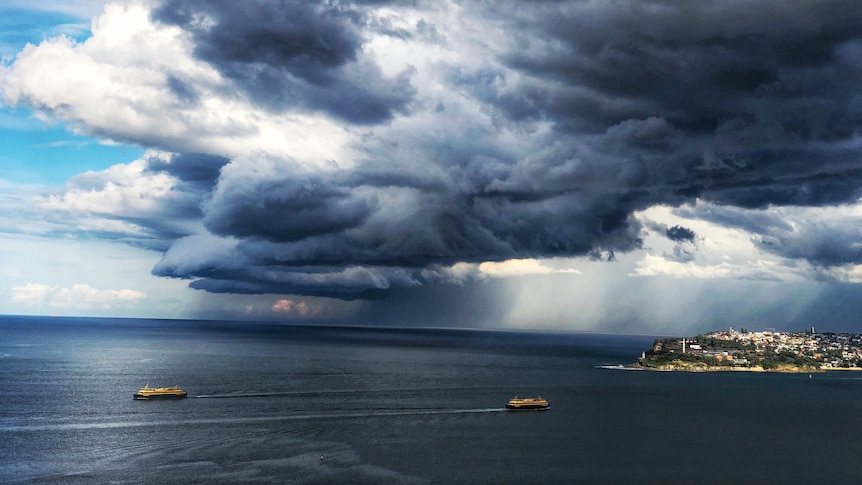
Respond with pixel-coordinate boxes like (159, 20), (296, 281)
(634, 363), (862, 372)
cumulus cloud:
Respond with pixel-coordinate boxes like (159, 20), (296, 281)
(11, 282), (146, 308)
(10, 283), (52, 305)
(0, 2), (358, 165)
(25, 152), (211, 250)
(5, 0), (862, 302)
(271, 298), (318, 317)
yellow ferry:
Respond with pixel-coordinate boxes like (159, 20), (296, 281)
(506, 395), (549, 410)
(133, 384), (187, 400)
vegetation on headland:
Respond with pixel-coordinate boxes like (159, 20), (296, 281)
(636, 329), (862, 372)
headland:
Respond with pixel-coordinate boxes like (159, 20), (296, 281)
(635, 328), (862, 372)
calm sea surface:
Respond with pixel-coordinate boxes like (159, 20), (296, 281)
(2, 315), (862, 484)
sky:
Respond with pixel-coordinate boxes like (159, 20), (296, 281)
(3, 0), (862, 334)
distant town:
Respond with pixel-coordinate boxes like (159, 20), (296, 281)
(637, 327), (862, 372)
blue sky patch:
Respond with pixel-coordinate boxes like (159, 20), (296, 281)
(0, 107), (143, 185)
(0, 6), (91, 59)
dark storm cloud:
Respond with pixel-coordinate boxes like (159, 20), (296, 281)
(142, 152), (231, 225)
(757, 229), (862, 268)
(152, 148), (647, 298)
(486, 0), (862, 205)
(497, 1), (862, 125)
(677, 204), (792, 235)
(151, 234), (426, 299)
(146, 152), (230, 186)
(204, 173), (373, 243)
(666, 225), (696, 245)
(150, 0), (862, 298)
(187, 266), (405, 300)
(190, 149), (646, 267)
(152, 0), (415, 124)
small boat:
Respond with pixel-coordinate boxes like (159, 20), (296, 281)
(133, 384), (187, 400)
(506, 395), (549, 411)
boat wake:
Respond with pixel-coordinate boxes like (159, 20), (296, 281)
(0, 408), (506, 433)
(193, 392), (302, 399)
(192, 390), (405, 399)
(192, 386), (501, 399)
(595, 364), (644, 371)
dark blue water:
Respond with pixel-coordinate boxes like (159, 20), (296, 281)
(2, 316), (862, 483)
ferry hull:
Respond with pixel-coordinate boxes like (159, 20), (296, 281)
(505, 396), (550, 410)
(133, 393), (187, 400)
(506, 404), (550, 411)
(133, 385), (187, 400)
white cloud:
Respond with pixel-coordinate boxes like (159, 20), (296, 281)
(0, 1), (357, 167)
(632, 200), (862, 284)
(37, 156), (175, 214)
(0, 233), (198, 318)
(9, 283), (52, 305)
(630, 254), (799, 281)
(1, 151), (206, 246)
(635, 203), (758, 264)
(444, 258), (581, 282)
(11, 282), (146, 309)
(478, 258), (581, 277)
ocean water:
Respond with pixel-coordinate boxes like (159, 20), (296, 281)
(2, 316), (862, 484)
